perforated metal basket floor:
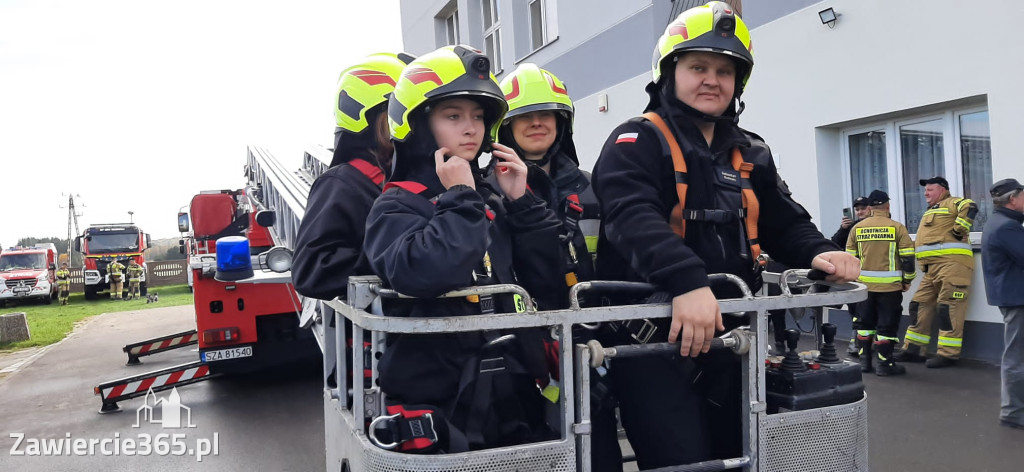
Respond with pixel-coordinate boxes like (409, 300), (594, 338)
(357, 439), (576, 472)
(760, 395), (869, 472)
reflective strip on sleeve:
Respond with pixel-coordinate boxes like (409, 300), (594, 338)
(938, 336), (962, 347)
(916, 242), (973, 258)
(899, 247), (915, 256)
(955, 217), (973, 230)
(905, 330), (930, 345)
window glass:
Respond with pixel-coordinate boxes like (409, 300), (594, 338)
(530, 0), (545, 50)
(900, 119), (944, 231)
(848, 130), (887, 203)
(445, 12), (459, 45)
(483, 0), (494, 28)
(960, 110), (992, 233)
(484, 30), (501, 73)
(482, 0), (501, 73)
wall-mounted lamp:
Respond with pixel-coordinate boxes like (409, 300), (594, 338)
(819, 7), (839, 28)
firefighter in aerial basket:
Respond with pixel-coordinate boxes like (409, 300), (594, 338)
(363, 45), (562, 453)
(591, 2), (860, 469)
(293, 52), (413, 301)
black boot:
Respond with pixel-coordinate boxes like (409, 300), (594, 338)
(847, 336), (859, 357)
(857, 337), (873, 373)
(894, 343), (927, 363)
(875, 340), (906, 376)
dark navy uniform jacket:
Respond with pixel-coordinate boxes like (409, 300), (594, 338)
(292, 128), (386, 300)
(982, 206), (1024, 307)
(593, 96), (837, 300)
(364, 149), (563, 407)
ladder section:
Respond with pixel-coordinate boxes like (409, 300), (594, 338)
(245, 146), (313, 250)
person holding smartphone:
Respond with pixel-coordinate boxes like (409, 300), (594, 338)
(833, 196), (870, 355)
(363, 45), (563, 453)
(832, 196), (870, 247)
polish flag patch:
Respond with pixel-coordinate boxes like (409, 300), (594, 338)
(615, 132), (638, 144)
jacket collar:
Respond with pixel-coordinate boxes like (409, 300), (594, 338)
(869, 209), (891, 218)
(995, 205), (1024, 223)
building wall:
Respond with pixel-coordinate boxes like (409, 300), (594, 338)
(740, 0), (1024, 324)
(398, 0), (1023, 334)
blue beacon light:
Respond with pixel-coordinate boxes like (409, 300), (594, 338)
(214, 236), (254, 281)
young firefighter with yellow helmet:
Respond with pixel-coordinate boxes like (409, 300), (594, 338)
(591, 2), (860, 468)
(492, 63), (618, 469)
(363, 45), (562, 453)
(493, 64), (600, 306)
(292, 52), (413, 300)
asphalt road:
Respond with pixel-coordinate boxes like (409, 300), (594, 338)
(0, 305), (325, 472)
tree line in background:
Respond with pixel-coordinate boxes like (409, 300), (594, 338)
(9, 237), (186, 263)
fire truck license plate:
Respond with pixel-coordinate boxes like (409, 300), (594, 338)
(13, 287), (30, 295)
(202, 346), (253, 362)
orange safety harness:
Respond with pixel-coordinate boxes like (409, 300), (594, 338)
(642, 112), (765, 268)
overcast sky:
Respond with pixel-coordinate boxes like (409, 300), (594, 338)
(0, 0), (403, 247)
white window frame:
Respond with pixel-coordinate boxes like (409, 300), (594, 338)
(436, 1), (460, 48)
(482, 0), (502, 74)
(444, 9), (460, 46)
(839, 105), (992, 238)
(528, 0), (548, 52)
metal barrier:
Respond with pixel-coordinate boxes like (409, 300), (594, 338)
(319, 271), (869, 472)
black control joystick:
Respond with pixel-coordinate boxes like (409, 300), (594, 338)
(817, 323), (841, 364)
(781, 329), (808, 372)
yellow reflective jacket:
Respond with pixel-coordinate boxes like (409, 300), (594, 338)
(846, 209), (916, 292)
(127, 264), (143, 282)
(915, 192), (977, 268)
(56, 268), (71, 286)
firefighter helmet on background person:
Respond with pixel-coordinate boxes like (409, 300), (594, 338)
(652, 1), (754, 91)
(499, 63), (574, 125)
(335, 52), (415, 134)
(388, 45), (508, 143)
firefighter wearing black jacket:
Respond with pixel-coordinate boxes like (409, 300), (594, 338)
(292, 52), (412, 300)
(492, 63), (618, 471)
(363, 46), (563, 453)
(492, 63), (599, 308)
(591, 3), (860, 468)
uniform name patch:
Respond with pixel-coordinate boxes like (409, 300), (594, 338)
(855, 226), (896, 241)
(615, 132), (638, 144)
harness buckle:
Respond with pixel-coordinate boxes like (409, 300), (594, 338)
(479, 356), (506, 373)
(625, 319), (657, 344)
(368, 412), (440, 451)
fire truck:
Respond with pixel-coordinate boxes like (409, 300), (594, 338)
(93, 164), (318, 412)
(0, 243), (59, 306)
(75, 224), (150, 300)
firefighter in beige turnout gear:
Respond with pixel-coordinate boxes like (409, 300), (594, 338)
(126, 260), (144, 300)
(846, 190), (915, 376)
(898, 176), (978, 368)
(56, 262), (72, 305)
(107, 260), (125, 300)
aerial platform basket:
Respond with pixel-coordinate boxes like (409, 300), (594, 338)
(316, 270), (868, 472)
